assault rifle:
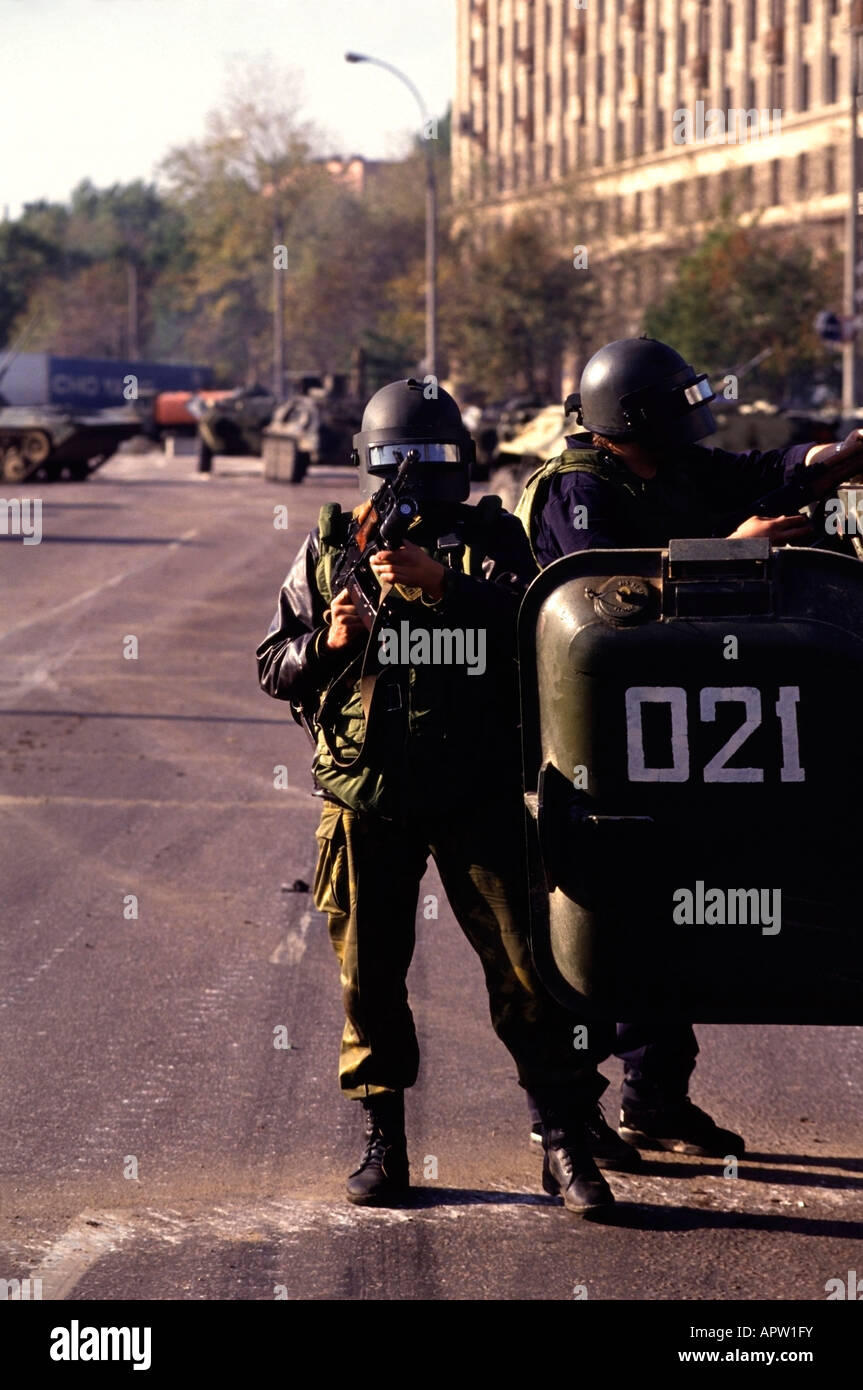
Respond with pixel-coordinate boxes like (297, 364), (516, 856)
(330, 450), (422, 626)
(716, 460), (836, 538)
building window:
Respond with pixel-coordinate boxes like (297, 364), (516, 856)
(770, 159), (780, 205)
(723, 3), (733, 49)
(617, 45), (624, 88)
(498, 24), (504, 67)
(801, 0), (810, 19)
(797, 151), (807, 197)
(656, 107), (666, 148)
(657, 29), (666, 74)
(718, 169), (730, 209)
(633, 190), (642, 231)
(678, 20), (687, 65)
(673, 182), (685, 220)
(830, 0), (840, 13)
(545, 70), (552, 111)
(596, 126), (605, 164)
(743, 164), (755, 205)
(633, 110), (644, 154)
(747, 0), (757, 41)
(598, 0), (605, 21)
(801, 62), (811, 111)
(747, 76), (756, 108)
(654, 185), (664, 226)
(616, 118), (625, 158)
(773, 69), (784, 110)
(825, 147), (836, 193)
(828, 53), (839, 103)
(598, 53), (606, 96)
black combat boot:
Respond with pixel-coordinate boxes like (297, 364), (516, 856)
(346, 1091), (410, 1206)
(535, 1093), (615, 1217)
(619, 1099), (745, 1158)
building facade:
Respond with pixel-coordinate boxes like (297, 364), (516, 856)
(453, 0), (859, 374)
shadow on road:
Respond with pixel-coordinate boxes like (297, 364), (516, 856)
(604, 1203), (863, 1236)
(0, 709), (285, 725)
(0, 535), (199, 545)
(744, 1150), (863, 1173)
(636, 1157), (863, 1190)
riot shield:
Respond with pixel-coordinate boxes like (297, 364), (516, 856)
(519, 539), (863, 1023)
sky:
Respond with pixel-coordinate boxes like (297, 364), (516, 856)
(0, 0), (456, 217)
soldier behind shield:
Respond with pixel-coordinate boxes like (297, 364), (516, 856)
(517, 336), (863, 1157)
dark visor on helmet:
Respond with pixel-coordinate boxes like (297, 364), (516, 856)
(368, 442), (463, 470)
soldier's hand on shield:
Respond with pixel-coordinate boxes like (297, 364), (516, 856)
(805, 427), (863, 474)
(370, 541), (447, 602)
(326, 588), (371, 647)
(728, 514), (814, 543)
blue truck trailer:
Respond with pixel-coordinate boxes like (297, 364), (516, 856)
(0, 353), (212, 408)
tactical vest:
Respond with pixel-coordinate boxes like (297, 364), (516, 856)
(514, 445), (644, 562)
(309, 495), (503, 818)
(515, 442), (716, 558)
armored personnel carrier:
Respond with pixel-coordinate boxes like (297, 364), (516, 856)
(190, 385), (277, 472)
(0, 401), (145, 482)
(262, 391), (363, 484)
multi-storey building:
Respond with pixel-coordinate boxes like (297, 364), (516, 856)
(453, 0), (860, 378)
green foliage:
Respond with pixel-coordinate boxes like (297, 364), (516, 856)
(644, 222), (842, 396)
(446, 215), (599, 397)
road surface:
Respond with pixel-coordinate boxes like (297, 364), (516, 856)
(1, 448), (861, 1301)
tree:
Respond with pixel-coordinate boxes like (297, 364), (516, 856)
(445, 215), (599, 397)
(159, 59), (329, 383)
(643, 222), (843, 401)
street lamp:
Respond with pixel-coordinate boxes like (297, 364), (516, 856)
(843, 6), (863, 415)
(345, 51), (438, 377)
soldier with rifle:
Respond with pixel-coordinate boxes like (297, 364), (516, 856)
(257, 378), (634, 1216)
(517, 336), (863, 1159)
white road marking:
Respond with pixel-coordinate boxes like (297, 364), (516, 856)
(270, 908), (317, 965)
(8, 1210), (137, 1300)
(0, 528), (199, 644)
(0, 923), (87, 1014)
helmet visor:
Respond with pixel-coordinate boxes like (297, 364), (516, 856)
(368, 442), (463, 472)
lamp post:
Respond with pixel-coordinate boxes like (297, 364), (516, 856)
(843, 5), (863, 415)
(345, 52), (437, 377)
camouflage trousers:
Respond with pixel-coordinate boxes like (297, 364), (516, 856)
(312, 795), (609, 1102)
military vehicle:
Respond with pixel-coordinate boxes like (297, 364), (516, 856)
(261, 392), (364, 485)
(519, 528), (863, 1025)
(0, 401), (147, 483)
(0, 348), (147, 483)
(190, 385), (277, 472)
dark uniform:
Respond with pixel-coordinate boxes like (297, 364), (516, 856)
(257, 378), (615, 1213)
(257, 502), (605, 1100)
(519, 338), (771, 1156)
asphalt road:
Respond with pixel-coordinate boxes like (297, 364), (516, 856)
(1, 446), (861, 1303)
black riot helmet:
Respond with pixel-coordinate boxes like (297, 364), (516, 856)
(351, 378), (475, 500)
(570, 337), (716, 447)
